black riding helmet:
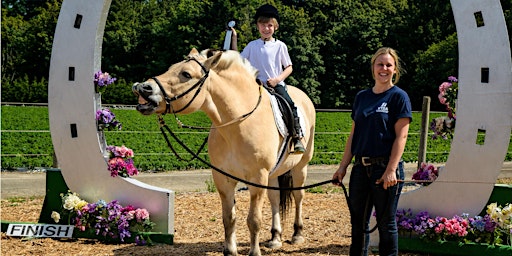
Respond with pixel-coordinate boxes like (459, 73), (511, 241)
(254, 4), (279, 23)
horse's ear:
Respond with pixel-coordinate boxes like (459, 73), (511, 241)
(189, 48), (199, 55)
(203, 51), (223, 70)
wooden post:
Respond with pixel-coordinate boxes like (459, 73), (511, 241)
(418, 96), (431, 170)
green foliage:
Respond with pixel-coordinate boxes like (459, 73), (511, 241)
(98, 78), (138, 105)
(3, 106), (511, 171)
(411, 33), (458, 111)
(3, 0), (512, 108)
(205, 177), (217, 193)
(0, 75), (49, 103)
(1, 0), (60, 83)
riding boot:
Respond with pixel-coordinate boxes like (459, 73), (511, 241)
(291, 117), (305, 154)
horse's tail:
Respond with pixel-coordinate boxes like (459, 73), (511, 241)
(278, 170), (293, 220)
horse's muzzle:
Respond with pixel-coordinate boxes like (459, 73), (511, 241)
(132, 82), (158, 115)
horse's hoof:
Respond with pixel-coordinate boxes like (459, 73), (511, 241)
(223, 249), (237, 256)
(266, 240), (283, 249)
(291, 235), (305, 245)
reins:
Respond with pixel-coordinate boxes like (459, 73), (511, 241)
(157, 115), (338, 191)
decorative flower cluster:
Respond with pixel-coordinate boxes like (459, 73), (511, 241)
(487, 202), (512, 244)
(53, 191), (154, 245)
(94, 70), (117, 87)
(430, 76), (458, 140)
(438, 76), (458, 118)
(106, 145), (138, 177)
(96, 108), (122, 131)
(411, 162), (439, 186)
(397, 202), (512, 246)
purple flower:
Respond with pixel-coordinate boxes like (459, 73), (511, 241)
(94, 70), (117, 87)
(96, 108), (122, 131)
(412, 163), (439, 185)
(59, 192), (154, 245)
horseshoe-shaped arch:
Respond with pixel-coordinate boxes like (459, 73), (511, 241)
(48, 0), (173, 233)
(398, 0), (511, 217)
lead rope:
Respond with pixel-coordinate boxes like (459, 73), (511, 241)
(158, 117), (336, 191)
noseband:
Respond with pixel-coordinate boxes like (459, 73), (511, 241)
(152, 57), (209, 114)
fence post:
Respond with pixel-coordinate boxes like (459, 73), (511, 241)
(418, 96), (431, 170)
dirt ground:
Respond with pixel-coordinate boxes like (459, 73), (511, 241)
(0, 187), (427, 256)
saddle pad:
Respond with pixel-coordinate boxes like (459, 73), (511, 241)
(267, 90), (306, 138)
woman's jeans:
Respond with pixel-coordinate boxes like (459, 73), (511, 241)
(348, 160), (404, 256)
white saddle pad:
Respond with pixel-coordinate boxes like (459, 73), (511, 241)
(267, 90), (306, 138)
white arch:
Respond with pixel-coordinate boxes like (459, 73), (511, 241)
(399, 0), (512, 217)
(48, 0), (173, 233)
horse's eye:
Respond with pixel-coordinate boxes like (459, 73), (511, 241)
(182, 72), (192, 79)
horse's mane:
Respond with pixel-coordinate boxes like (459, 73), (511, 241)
(200, 49), (259, 79)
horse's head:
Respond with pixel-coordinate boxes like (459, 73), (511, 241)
(132, 48), (222, 115)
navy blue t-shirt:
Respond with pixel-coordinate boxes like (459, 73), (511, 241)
(350, 86), (412, 157)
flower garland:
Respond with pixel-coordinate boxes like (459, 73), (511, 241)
(430, 76), (458, 140)
(93, 71), (139, 178)
(106, 145), (138, 177)
(52, 191), (154, 245)
(397, 202), (512, 246)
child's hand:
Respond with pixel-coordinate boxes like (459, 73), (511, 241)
(266, 78), (278, 87)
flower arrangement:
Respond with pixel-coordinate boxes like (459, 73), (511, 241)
(52, 191), (155, 245)
(412, 162), (439, 186)
(96, 108), (122, 131)
(94, 70), (117, 87)
(106, 145), (138, 177)
(397, 202), (512, 246)
(430, 76), (458, 140)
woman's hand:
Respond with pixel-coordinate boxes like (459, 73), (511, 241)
(332, 167), (347, 186)
(376, 168), (398, 189)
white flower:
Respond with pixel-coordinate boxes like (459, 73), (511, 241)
(63, 193), (82, 210)
(51, 211), (61, 223)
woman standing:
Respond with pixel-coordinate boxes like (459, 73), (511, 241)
(332, 47), (412, 256)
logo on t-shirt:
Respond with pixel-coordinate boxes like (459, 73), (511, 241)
(376, 102), (389, 113)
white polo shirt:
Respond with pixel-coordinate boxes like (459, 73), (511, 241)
(241, 38), (292, 85)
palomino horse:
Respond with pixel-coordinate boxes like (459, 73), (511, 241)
(133, 49), (315, 256)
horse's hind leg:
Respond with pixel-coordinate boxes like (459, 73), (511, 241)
(266, 177), (283, 249)
(291, 166), (306, 244)
(213, 173), (238, 255)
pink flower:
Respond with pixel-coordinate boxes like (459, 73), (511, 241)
(106, 145), (138, 177)
(126, 210), (135, 220)
(116, 145), (134, 158)
(438, 82), (452, 93)
(135, 208), (150, 221)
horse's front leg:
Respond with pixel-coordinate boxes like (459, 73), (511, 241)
(266, 177), (283, 249)
(213, 173), (238, 256)
(247, 185), (266, 256)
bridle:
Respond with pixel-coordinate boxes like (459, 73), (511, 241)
(151, 57), (209, 114)
(151, 55), (264, 130)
